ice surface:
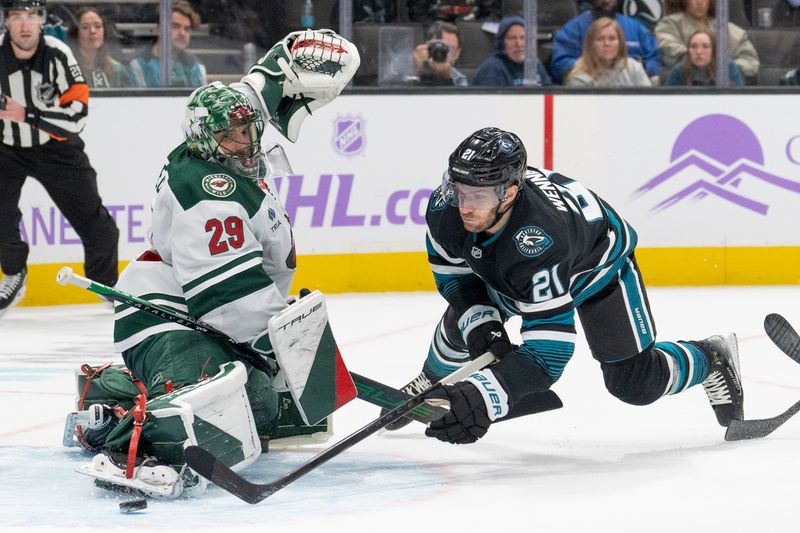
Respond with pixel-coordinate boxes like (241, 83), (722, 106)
(1, 287), (799, 533)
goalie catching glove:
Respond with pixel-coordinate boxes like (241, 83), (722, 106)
(425, 369), (509, 444)
(241, 29), (360, 142)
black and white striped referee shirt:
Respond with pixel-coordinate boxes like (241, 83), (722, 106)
(0, 33), (89, 148)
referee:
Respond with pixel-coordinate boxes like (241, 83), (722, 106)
(0, 0), (119, 316)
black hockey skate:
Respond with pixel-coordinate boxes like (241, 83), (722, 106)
(381, 370), (435, 431)
(0, 267), (26, 318)
(698, 333), (744, 427)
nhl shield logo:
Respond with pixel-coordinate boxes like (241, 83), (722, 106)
(333, 116), (365, 156)
(35, 82), (57, 106)
(514, 226), (553, 257)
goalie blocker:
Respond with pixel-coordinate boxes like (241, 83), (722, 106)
(266, 290), (358, 426)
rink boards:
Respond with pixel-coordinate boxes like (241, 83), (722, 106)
(17, 92), (800, 305)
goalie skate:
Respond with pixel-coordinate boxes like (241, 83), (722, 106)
(76, 453), (200, 499)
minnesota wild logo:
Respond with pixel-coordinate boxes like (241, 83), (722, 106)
(202, 174), (236, 198)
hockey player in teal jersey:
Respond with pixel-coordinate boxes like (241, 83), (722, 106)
(69, 30), (360, 497)
(387, 127), (744, 444)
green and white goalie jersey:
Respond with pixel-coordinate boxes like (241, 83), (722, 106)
(113, 144), (296, 352)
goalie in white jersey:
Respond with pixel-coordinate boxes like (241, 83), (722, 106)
(68, 30), (360, 498)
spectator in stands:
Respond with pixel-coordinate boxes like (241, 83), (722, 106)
(128, 1), (207, 87)
(663, 29), (744, 86)
(655, 0), (759, 80)
(472, 15), (551, 86)
(780, 68), (800, 85)
(566, 17), (652, 86)
(413, 21), (467, 86)
(581, 0), (665, 30)
(68, 8), (133, 88)
(552, 0), (661, 83)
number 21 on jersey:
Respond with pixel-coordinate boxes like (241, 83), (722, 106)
(532, 264), (566, 303)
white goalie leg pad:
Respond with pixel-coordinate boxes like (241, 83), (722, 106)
(76, 362), (260, 498)
(152, 361), (261, 473)
(76, 454), (184, 499)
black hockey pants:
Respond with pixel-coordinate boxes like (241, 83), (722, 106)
(0, 138), (119, 284)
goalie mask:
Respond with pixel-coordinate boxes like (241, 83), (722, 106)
(441, 127), (527, 210)
(183, 82), (266, 179)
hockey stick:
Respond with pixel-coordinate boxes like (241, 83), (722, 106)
(185, 376), (454, 504)
(186, 353), (564, 504)
(55, 266), (445, 423)
(725, 400), (800, 441)
(764, 313), (800, 363)
(724, 314), (800, 441)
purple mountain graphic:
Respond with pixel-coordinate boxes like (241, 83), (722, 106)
(632, 154), (724, 198)
(633, 114), (800, 215)
(650, 179), (769, 215)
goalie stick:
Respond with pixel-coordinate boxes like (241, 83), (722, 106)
(55, 266), (444, 423)
(184, 385), (445, 504)
(57, 267), (563, 425)
(724, 314), (800, 441)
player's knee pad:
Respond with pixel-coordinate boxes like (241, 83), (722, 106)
(423, 306), (471, 378)
(439, 305), (469, 352)
(600, 350), (665, 406)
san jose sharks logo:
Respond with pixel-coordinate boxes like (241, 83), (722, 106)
(514, 226), (553, 257)
(632, 114), (800, 215)
(430, 186), (448, 211)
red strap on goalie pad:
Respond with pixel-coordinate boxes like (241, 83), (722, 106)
(126, 393), (147, 479)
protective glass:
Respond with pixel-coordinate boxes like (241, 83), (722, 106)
(441, 171), (505, 210)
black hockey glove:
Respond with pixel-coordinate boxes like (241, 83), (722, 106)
(466, 321), (515, 360)
(425, 381), (492, 444)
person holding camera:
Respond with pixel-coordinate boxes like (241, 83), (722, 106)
(472, 15), (551, 87)
(412, 21), (467, 87)
(0, 0), (119, 317)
